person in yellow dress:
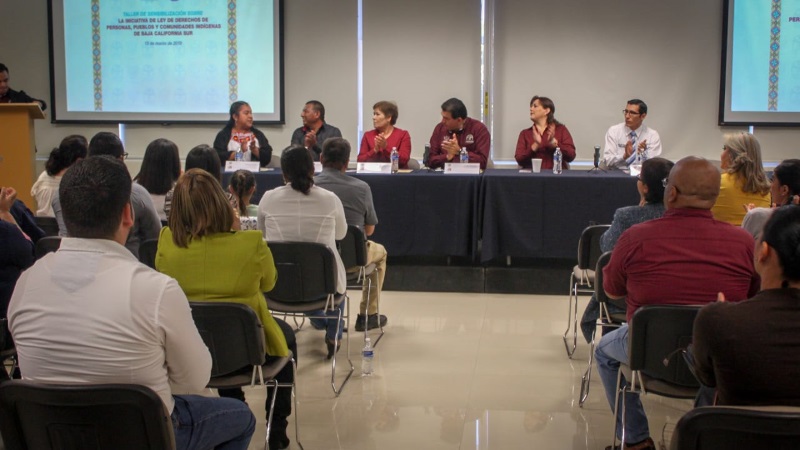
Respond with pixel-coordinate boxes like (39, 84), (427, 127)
(156, 168), (294, 450)
(712, 132), (771, 226)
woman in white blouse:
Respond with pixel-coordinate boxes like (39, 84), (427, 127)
(31, 135), (87, 216)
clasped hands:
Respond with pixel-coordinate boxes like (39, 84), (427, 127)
(442, 133), (461, 159)
(623, 139), (648, 159)
(531, 124), (557, 152)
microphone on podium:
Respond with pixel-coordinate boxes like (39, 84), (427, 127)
(593, 145), (600, 169)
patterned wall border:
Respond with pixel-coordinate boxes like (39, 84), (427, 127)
(768, 0), (781, 111)
(91, 1), (102, 111)
(228, 1), (238, 102)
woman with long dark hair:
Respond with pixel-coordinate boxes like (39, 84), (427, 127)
(134, 138), (181, 222)
(514, 95), (576, 170)
(31, 135), (87, 216)
(213, 100), (273, 167)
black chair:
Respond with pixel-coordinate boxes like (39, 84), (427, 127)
(563, 224), (610, 358)
(670, 406), (800, 450)
(579, 251), (626, 407)
(34, 236), (62, 260)
(265, 241), (353, 396)
(189, 302), (300, 450)
(0, 319), (14, 381)
(33, 216), (59, 237)
(338, 225), (383, 346)
(138, 238), (159, 269)
(0, 381), (176, 450)
(611, 305), (701, 449)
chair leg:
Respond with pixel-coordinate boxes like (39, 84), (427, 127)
(363, 277), (384, 347)
(579, 328), (597, 407)
(331, 295), (354, 397)
(612, 367), (623, 449)
(263, 379), (279, 450)
(563, 274), (579, 358)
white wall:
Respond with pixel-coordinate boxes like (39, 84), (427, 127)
(1, 0), (797, 175)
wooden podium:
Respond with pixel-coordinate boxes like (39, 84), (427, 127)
(0, 103), (45, 207)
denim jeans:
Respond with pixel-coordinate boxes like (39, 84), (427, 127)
(595, 324), (650, 443)
(308, 300), (345, 340)
(171, 395), (256, 450)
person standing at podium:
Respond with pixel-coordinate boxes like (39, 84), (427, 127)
(0, 63), (47, 111)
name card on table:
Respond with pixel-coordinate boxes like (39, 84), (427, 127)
(356, 162), (392, 174)
(224, 161), (260, 172)
(444, 163), (481, 175)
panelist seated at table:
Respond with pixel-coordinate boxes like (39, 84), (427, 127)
(602, 99), (662, 169)
(358, 101), (411, 169)
(291, 100), (343, 161)
(213, 100), (273, 167)
(0, 63), (47, 110)
(514, 95), (576, 170)
(428, 97), (490, 170)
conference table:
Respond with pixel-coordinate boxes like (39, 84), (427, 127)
(223, 168), (639, 262)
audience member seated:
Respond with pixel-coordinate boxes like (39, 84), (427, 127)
(134, 138), (181, 222)
(213, 100), (273, 167)
(290, 100), (342, 161)
(580, 157), (674, 343)
(514, 95), (576, 170)
(164, 144), (223, 218)
(31, 135), (87, 217)
(427, 98), (491, 170)
(258, 145), (347, 359)
(742, 159), (800, 240)
(156, 168), (295, 450)
(693, 205), (800, 406)
(8, 156), (256, 450)
(52, 132), (161, 258)
(357, 101), (412, 169)
(228, 169), (259, 231)
(317, 137), (389, 331)
(711, 132), (771, 225)
(0, 186), (35, 321)
(595, 157), (760, 450)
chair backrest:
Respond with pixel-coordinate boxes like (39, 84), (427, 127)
(266, 241), (337, 303)
(594, 251), (612, 304)
(576, 224), (610, 270)
(628, 305), (701, 387)
(338, 225), (367, 269)
(138, 238), (159, 269)
(406, 158), (421, 170)
(0, 381), (176, 450)
(34, 236), (62, 260)
(189, 302), (266, 377)
(670, 406), (800, 450)
(33, 216), (60, 237)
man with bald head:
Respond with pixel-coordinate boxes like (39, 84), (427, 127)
(594, 157), (760, 450)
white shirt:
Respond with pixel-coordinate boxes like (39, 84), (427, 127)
(602, 122), (662, 169)
(258, 185), (348, 293)
(8, 238), (211, 413)
(30, 171), (61, 217)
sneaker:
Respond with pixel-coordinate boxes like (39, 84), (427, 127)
(355, 314), (388, 332)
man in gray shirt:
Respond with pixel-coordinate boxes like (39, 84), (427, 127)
(290, 100), (342, 161)
(52, 132), (161, 259)
(315, 137), (388, 331)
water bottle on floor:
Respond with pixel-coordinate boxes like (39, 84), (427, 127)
(362, 337), (374, 376)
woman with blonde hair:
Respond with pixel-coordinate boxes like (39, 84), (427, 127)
(712, 132), (771, 225)
(156, 168), (295, 450)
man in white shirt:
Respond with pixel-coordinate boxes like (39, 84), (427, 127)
(8, 156), (255, 450)
(602, 99), (663, 169)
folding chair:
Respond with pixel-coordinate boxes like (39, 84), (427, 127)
(670, 406), (800, 450)
(138, 238), (159, 269)
(338, 225), (384, 346)
(34, 236), (62, 260)
(612, 305), (701, 449)
(265, 241), (354, 396)
(189, 302), (301, 450)
(563, 224), (609, 358)
(0, 381), (175, 450)
(33, 216), (60, 237)
(579, 251), (626, 407)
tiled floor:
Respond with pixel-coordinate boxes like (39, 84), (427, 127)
(241, 292), (695, 450)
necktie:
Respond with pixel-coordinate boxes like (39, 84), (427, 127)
(629, 131), (637, 154)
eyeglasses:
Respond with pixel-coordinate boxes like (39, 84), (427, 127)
(623, 109), (642, 116)
(122, 152), (129, 160)
(663, 177), (682, 194)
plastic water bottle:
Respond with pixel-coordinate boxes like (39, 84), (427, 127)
(361, 337), (374, 376)
(553, 147), (563, 174)
(390, 147), (399, 173)
(235, 149), (244, 162)
(459, 147), (469, 164)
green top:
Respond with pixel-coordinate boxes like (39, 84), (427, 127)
(155, 227), (288, 357)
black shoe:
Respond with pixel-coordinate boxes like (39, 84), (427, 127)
(325, 338), (341, 360)
(268, 434), (290, 450)
(355, 314), (387, 332)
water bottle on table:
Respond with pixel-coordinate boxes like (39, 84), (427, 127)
(390, 147), (399, 173)
(362, 337), (374, 376)
(235, 149), (244, 162)
(459, 147), (468, 164)
(553, 147), (563, 174)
